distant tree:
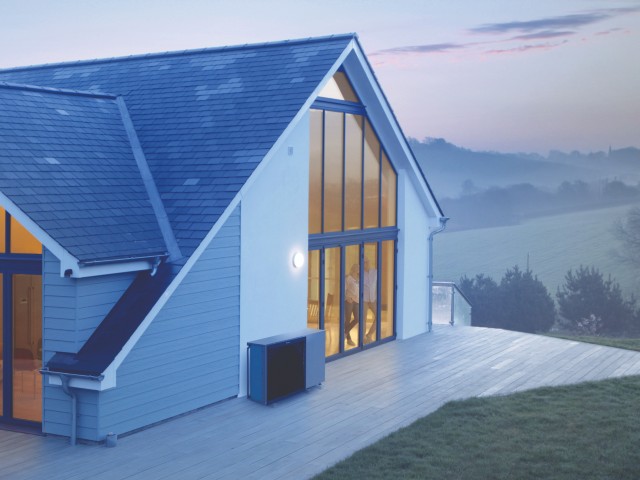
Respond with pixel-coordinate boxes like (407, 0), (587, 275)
(498, 266), (556, 333)
(556, 266), (638, 335)
(614, 206), (640, 268)
(461, 179), (480, 196)
(602, 180), (639, 201)
(458, 274), (501, 328)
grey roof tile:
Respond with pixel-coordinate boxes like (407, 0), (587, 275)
(0, 84), (167, 262)
(0, 35), (353, 256)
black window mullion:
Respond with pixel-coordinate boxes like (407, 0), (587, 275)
(319, 249), (325, 330)
(376, 241), (382, 342)
(378, 143), (383, 229)
(5, 213), (11, 253)
(341, 112), (346, 232)
(320, 111), (326, 234)
(360, 116), (365, 230)
(339, 247), (345, 352)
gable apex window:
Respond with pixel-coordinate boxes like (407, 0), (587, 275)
(0, 207), (42, 255)
(318, 71), (359, 103)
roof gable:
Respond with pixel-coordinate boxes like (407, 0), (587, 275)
(0, 83), (167, 263)
(0, 35), (355, 255)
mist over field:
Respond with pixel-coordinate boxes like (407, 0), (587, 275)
(417, 138), (640, 303)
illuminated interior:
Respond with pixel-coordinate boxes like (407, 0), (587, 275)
(0, 208), (43, 424)
(308, 72), (398, 357)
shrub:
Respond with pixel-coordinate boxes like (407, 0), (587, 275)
(459, 274), (501, 328)
(556, 266), (638, 335)
(499, 266), (556, 333)
(459, 266), (556, 333)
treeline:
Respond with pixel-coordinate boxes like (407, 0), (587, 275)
(460, 265), (640, 336)
(442, 179), (640, 231)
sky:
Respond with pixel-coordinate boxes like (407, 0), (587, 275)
(0, 0), (638, 154)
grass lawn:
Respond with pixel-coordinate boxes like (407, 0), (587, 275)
(314, 376), (640, 480)
(546, 333), (640, 352)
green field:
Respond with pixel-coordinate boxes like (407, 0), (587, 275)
(434, 204), (639, 299)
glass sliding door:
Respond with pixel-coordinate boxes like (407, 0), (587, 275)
(307, 250), (320, 329)
(344, 245), (360, 351)
(324, 247), (341, 356)
(380, 241), (395, 340)
(362, 243), (378, 345)
(12, 275), (42, 423)
(0, 273), (3, 415)
(0, 209), (43, 426)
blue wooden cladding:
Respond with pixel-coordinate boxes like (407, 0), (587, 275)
(96, 207), (241, 439)
(247, 329), (325, 405)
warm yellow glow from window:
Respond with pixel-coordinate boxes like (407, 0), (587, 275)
(318, 71), (359, 102)
(0, 207), (5, 253)
(10, 216), (41, 254)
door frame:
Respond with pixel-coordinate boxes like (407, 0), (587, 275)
(308, 230), (397, 360)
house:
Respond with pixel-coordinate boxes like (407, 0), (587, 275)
(0, 34), (445, 442)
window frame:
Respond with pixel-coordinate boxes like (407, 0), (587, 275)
(309, 70), (399, 359)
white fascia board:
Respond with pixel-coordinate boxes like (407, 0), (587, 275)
(99, 41), (356, 389)
(1, 192), (156, 278)
(45, 372), (113, 391)
(72, 260), (155, 278)
(345, 43), (444, 221)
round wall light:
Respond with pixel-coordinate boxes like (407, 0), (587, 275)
(292, 252), (305, 269)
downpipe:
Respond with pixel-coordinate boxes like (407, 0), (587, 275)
(427, 217), (449, 332)
(59, 376), (78, 446)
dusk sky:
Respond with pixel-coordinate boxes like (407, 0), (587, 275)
(1, 0), (638, 154)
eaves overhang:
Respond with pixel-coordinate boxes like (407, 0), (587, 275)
(0, 193), (164, 278)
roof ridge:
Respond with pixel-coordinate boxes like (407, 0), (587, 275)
(0, 33), (358, 74)
(0, 81), (116, 99)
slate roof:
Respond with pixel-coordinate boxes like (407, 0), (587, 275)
(0, 83), (167, 262)
(0, 35), (354, 256)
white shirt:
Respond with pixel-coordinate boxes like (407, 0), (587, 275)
(363, 268), (377, 303)
(345, 274), (359, 303)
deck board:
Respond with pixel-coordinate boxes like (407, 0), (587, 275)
(3, 326), (640, 480)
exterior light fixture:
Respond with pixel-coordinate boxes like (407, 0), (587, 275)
(292, 252), (304, 268)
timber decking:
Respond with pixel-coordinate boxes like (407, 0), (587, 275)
(2, 326), (640, 479)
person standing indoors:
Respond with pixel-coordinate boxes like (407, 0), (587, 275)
(344, 263), (359, 346)
(363, 256), (377, 343)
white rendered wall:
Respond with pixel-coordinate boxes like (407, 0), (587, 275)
(238, 113), (310, 396)
(396, 169), (431, 340)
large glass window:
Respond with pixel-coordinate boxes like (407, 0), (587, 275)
(324, 247), (341, 357)
(323, 111), (344, 233)
(0, 208), (5, 253)
(344, 114), (363, 231)
(318, 71), (359, 102)
(381, 152), (397, 228)
(309, 71), (397, 358)
(0, 209), (42, 255)
(363, 120), (380, 229)
(307, 250), (320, 329)
(309, 110), (323, 235)
(310, 110), (396, 234)
(380, 241), (395, 340)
